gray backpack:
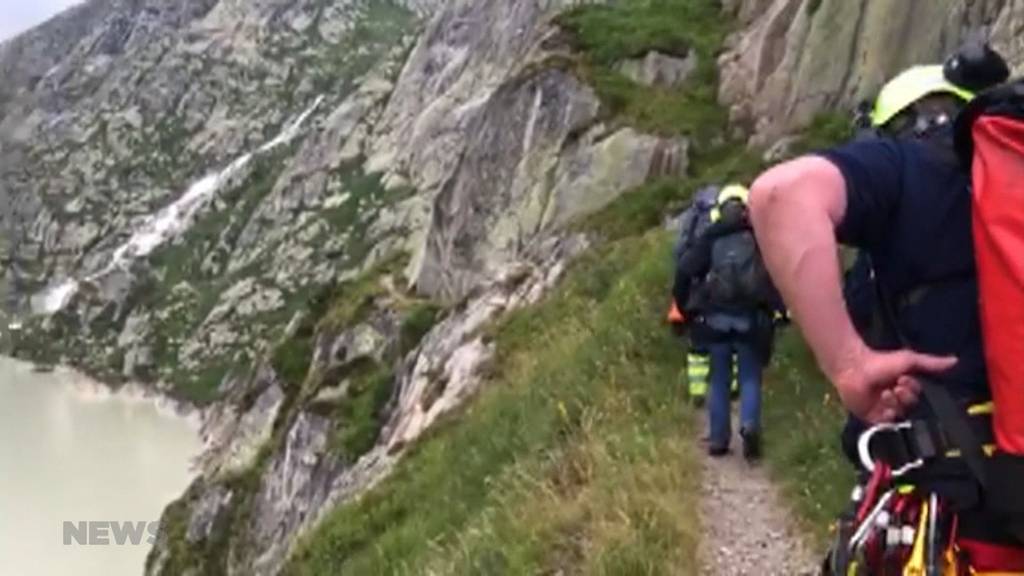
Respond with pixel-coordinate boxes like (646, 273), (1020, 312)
(706, 229), (772, 309)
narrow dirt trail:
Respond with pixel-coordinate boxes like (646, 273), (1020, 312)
(697, 413), (819, 576)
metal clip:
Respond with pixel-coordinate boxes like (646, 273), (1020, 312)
(849, 489), (895, 553)
(857, 421), (925, 477)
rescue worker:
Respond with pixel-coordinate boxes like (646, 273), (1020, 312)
(674, 184), (781, 461)
(748, 48), (1024, 572)
(669, 186), (738, 407)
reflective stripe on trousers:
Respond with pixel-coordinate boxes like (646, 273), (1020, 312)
(686, 353), (738, 398)
(686, 353), (709, 397)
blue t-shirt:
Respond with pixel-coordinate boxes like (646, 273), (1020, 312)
(819, 135), (987, 402)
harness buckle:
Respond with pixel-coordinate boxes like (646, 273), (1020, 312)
(858, 421), (926, 477)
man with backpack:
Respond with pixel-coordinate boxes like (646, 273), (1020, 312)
(673, 184), (781, 461)
(748, 42), (1024, 573)
(669, 185), (740, 407)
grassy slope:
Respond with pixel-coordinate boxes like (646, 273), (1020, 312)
(284, 1), (858, 573)
(288, 234), (702, 575)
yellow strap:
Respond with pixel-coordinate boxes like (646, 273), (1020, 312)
(944, 444), (998, 458)
(904, 501), (930, 576)
(968, 402), (994, 416)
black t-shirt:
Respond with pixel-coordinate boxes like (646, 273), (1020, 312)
(819, 135), (988, 402)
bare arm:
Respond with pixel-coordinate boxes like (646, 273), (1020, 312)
(749, 156), (955, 422)
(748, 157), (862, 380)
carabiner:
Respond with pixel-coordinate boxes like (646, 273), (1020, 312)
(857, 421), (925, 477)
(849, 489), (895, 553)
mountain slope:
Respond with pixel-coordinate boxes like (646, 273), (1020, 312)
(5, 0), (1024, 574)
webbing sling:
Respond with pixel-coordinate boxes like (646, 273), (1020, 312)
(919, 380), (989, 490)
(874, 277), (990, 490)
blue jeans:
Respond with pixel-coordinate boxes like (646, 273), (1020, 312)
(707, 339), (763, 450)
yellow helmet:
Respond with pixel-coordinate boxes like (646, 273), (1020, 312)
(871, 65), (975, 128)
(710, 184), (749, 223)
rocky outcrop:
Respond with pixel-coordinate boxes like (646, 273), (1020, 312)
(719, 0), (1024, 144)
(616, 50), (699, 88)
(148, 231), (589, 575)
(366, 0), (688, 301)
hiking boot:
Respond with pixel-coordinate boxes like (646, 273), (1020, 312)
(708, 444), (729, 457)
(740, 428), (761, 462)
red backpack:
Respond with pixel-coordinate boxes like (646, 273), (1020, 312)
(955, 79), (1024, 538)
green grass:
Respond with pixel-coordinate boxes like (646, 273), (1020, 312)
(317, 254), (407, 332)
(322, 359), (395, 463)
(271, 320), (317, 390)
(285, 232), (702, 575)
(790, 113), (854, 156)
(761, 332), (853, 544)
(558, 0), (731, 140)
(398, 301), (441, 355)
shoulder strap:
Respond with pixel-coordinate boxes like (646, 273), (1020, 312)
(875, 278), (989, 488)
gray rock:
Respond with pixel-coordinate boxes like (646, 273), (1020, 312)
(243, 411), (341, 576)
(615, 50), (698, 88)
(719, 0), (1024, 144)
(186, 485), (234, 544)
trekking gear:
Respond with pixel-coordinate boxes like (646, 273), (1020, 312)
(674, 186), (719, 270)
(954, 79), (1024, 544)
(871, 65), (974, 128)
(825, 405), (1024, 575)
(706, 230), (773, 311)
(705, 185), (778, 312)
(673, 186), (720, 316)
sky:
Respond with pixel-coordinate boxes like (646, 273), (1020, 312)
(1, 0), (84, 42)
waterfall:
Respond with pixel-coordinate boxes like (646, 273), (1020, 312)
(31, 96), (324, 316)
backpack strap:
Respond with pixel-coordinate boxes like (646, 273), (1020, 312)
(954, 80), (1024, 167)
(874, 278), (990, 489)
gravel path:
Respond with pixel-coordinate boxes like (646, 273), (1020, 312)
(697, 413), (819, 576)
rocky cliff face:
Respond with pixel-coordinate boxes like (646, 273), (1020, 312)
(719, 0), (1024, 144)
(1, 0), (683, 399)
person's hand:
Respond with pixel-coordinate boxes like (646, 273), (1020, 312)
(832, 347), (957, 424)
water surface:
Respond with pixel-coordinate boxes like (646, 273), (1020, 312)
(0, 357), (201, 575)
